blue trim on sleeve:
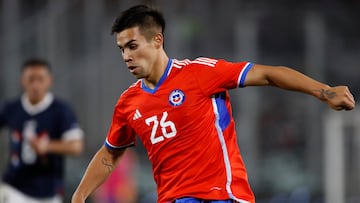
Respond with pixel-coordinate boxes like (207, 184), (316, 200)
(239, 63), (254, 87)
(104, 140), (135, 150)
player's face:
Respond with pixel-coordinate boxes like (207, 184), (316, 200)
(21, 65), (52, 104)
(116, 26), (160, 80)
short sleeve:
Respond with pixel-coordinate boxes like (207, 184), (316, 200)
(59, 102), (84, 141)
(190, 58), (254, 96)
(105, 100), (136, 150)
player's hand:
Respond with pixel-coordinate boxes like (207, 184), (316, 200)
(323, 86), (355, 111)
(29, 136), (49, 155)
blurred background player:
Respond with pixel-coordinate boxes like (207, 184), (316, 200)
(71, 5), (355, 203)
(0, 58), (84, 203)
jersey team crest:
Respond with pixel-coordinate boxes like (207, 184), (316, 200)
(169, 89), (185, 106)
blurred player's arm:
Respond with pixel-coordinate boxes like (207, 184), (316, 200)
(30, 138), (84, 156)
(244, 64), (355, 111)
(72, 145), (126, 203)
(30, 129), (84, 156)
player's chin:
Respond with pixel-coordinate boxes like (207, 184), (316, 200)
(129, 69), (140, 76)
(132, 73), (143, 79)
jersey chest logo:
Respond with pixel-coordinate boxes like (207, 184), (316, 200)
(168, 89), (185, 106)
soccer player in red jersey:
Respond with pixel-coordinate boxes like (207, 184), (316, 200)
(71, 5), (355, 203)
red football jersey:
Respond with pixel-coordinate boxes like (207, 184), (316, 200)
(105, 57), (255, 203)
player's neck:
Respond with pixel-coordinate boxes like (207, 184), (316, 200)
(144, 53), (169, 89)
(27, 94), (48, 105)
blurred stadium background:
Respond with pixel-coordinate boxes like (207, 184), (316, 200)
(0, 0), (359, 202)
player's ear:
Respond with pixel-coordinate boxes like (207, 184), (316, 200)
(47, 73), (53, 88)
(153, 33), (163, 48)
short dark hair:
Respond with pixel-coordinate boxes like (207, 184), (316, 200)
(22, 58), (51, 72)
(111, 5), (165, 41)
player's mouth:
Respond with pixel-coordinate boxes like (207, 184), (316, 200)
(128, 66), (138, 73)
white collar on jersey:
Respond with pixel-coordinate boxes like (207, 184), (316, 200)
(21, 92), (54, 115)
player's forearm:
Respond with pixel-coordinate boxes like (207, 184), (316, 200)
(47, 139), (84, 155)
(246, 65), (354, 110)
(72, 146), (125, 203)
(258, 65), (331, 100)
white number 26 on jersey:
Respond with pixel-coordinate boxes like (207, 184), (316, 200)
(145, 111), (177, 144)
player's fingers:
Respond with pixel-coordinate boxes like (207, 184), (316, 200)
(340, 99), (355, 111)
(346, 91), (355, 109)
(338, 86), (355, 110)
(344, 86), (355, 102)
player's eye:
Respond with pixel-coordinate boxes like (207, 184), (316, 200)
(129, 44), (137, 50)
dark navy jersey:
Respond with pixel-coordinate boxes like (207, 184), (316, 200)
(0, 93), (83, 198)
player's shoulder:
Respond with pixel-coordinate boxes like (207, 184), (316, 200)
(173, 57), (219, 70)
(1, 97), (21, 111)
(49, 96), (78, 116)
(191, 57), (219, 67)
(52, 97), (71, 108)
(117, 80), (142, 102)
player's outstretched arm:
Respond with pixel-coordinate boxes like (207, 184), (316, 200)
(244, 64), (355, 111)
(71, 145), (126, 203)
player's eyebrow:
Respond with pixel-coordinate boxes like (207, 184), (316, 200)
(118, 39), (136, 49)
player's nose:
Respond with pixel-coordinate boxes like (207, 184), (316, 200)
(122, 50), (132, 63)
